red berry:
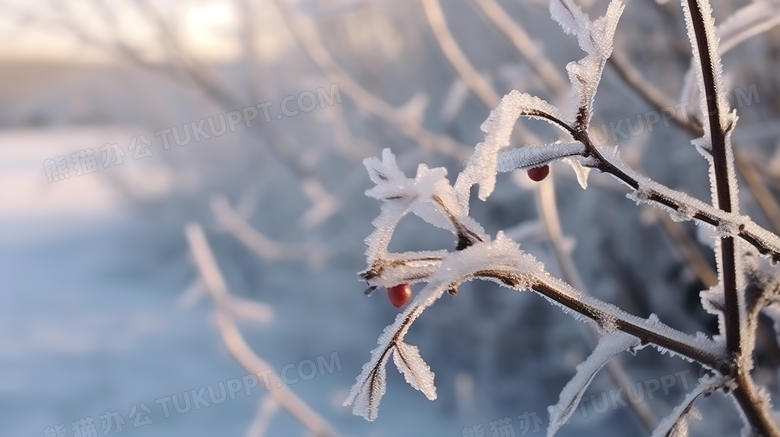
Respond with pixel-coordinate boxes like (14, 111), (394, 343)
(387, 283), (412, 308)
(527, 165), (550, 182)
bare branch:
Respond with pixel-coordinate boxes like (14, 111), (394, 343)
(184, 223), (340, 437)
(271, 0), (471, 160)
(420, 0), (501, 108)
(210, 194), (328, 268)
(470, 0), (568, 95)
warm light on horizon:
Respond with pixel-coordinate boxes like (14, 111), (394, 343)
(184, 2), (241, 62)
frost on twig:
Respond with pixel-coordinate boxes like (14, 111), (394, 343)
(550, 0), (623, 132)
(346, 228), (543, 421)
(346, 0), (780, 433)
(681, 0), (739, 213)
(650, 375), (725, 437)
(547, 331), (645, 437)
(346, 150), (727, 422)
(679, 0), (780, 111)
(452, 0), (623, 196)
(453, 90), (575, 203)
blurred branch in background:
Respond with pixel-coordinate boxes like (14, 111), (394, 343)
(470, 0), (567, 96)
(272, 0), (471, 160)
(185, 222), (340, 437)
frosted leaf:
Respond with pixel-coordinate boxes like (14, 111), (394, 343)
(359, 250), (448, 288)
(364, 148), (406, 188)
(346, 233), (543, 421)
(650, 375), (724, 437)
(362, 149), (487, 265)
(564, 157), (591, 189)
(547, 331), (642, 437)
(550, 0), (622, 59)
(461, 0), (625, 202)
(551, 0), (624, 131)
(454, 91), (568, 206)
(343, 344), (392, 421)
(393, 341), (436, 400)
(549, 0), (592, 45)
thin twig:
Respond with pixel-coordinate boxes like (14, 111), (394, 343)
(537, 176), (659, 432)
(518, 110), (780, 262)
(210, 194), (327, 268)
(610, 28), (780, 237)
(184, 223), (340, 437)
(685, 0), (739, 353)
(470, 0), (567, 95)
(420, 0), (500, 108)
(272, 0), (471, 160)
(685, 0), (779, 434)
(655, 210), (718, 288)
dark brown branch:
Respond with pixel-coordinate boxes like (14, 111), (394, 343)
(610, 43), (780, 238)
(432, 195), (484, 250)
(522, 105), (780, 264)
(685, 1), (779, 435)
(473, 269), (730, 371)
(685, 0), (741, 360)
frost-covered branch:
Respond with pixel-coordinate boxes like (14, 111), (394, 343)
(651, 374), (726, 437)
(608, 22), (780, 240)
(682, 0), (742, 362)
(344, 148), (730, 422)
(490, 96), (780, 263)
(346, 0), (780, 435)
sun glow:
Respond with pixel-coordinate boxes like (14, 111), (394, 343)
(185, 2), (239, 61)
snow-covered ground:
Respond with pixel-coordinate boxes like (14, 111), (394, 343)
(0, 128), (476, 437)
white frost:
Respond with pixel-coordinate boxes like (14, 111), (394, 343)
(345, 233), (544, 421)
(393, 341), (437, 400)
(681, 0), (740, 213)
(547, 331), (643, 437)
(454, 91), (568, 206)
(551, 0), (624, 130)
(362, 148), (486, 266)
(496, 142), (586, 173)
(651, 374), (724, 437)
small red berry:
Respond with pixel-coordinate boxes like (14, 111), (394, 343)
(387, 283), (412, 308)
(527, 165), (550, 182)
